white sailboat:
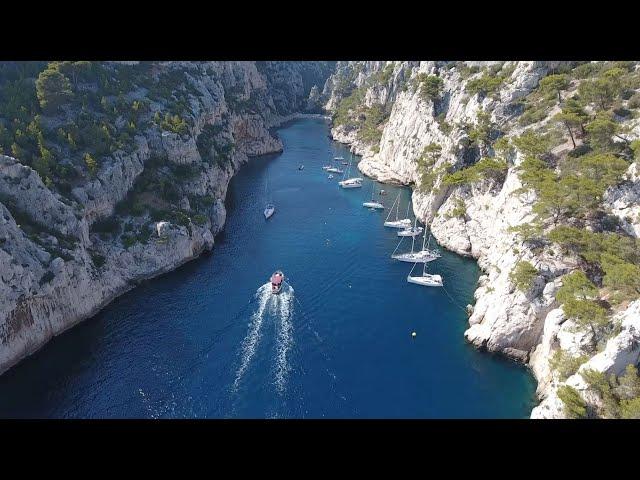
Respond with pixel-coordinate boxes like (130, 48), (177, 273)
(263, 170), (275, 220)
(397, 224), (424, 237)
(407, 260), (443, 287)
(362, 182), (384, 209)
(383, 193), (412, 229)
(339, 154), (363, 189)
(392, 226), (441, 263)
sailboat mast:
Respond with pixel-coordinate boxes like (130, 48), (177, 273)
(410, 217), (417, 253)
(385, 193), (399, 222)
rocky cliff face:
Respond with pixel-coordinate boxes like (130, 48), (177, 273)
(322, 61), (640, 418)
(0, 61), (332, 375)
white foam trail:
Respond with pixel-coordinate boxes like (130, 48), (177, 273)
(274, 284), (294, 395)
(233, 283), (272, 392)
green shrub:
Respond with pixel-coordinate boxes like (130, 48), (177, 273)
(557, 385), (587, 418)
(442, 157), (508, 186)
(91, 252), (106, 269)
(92, 217), (120, 235)
(415, 74), (443, 102)
(39, 270), (55, 286)
(466, 73), (503, 97)
(549, 349), (588, 381)
(193, 213), (208, 226)
(509, 260), (538, 292)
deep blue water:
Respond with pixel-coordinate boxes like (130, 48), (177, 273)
(0, 118), (536, 418)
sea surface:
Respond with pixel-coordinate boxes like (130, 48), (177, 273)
(0, 117), (536, 418)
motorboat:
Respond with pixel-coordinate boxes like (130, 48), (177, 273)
(271, 270), (285, 294)
(326, 167), (344, 174)
(264, 204), (275, 219)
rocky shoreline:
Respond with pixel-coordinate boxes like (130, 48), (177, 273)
(0, 61), (333, 376)
(322, 61), (640, 418)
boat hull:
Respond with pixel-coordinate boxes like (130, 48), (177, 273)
(392, 252), (440, 263)
(264, 206), (275, 219)
(384, 220), (411, 229)
(271, 270), (285, 294)
(407, 274), (443, 287)
(363, 202), (384, 209)
(397, 227), (424, 237)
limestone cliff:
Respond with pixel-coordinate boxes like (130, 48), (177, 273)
(323, 61), (640, 418)
(0, 61), (332, 375)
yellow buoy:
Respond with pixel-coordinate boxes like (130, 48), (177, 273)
(411, 332), (417, 338)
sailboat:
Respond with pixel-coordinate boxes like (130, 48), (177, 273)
(383, 193), (412, 229)
(338, 154), (363, 189)
(362, 182), (384, 209)
(407, 261), (443, 287)
(397, 224), (424, 237)
(263, 170), (275, 220)
(392, 226), (441, 263)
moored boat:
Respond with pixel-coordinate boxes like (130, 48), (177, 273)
(397, 226), (423, 237)
(339, 177), (363, 188)
(383, 193), (412, 228)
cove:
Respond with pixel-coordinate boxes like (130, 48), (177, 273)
(0, 117), (536, 418)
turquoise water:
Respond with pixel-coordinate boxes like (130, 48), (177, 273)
(0, 118), (536, 418)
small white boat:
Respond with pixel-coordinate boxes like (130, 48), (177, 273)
(383, 193), (412, 228)
(339, 177), (363, 188)
(398, 226), (423, 237)
(362, 182), (384, 209)
(326, 167), (343, 174)
(333, 156), (345, 161)
(328, 174), (334, 179)
(407, 272), (443, 287)
(298, 165), (304, 171)
(407, 262), (443, 287)
(363, 201), (384, 209)
(264, 204), (275, 219)
(338, 154), (363, 188)
(392, 230), (441, 263)
(393, 249), (440, 263)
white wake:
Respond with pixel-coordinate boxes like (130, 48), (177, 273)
(232, 283), (272, 392)
(274, 284), (294, 394)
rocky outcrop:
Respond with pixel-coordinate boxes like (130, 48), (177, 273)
(0, 61), (333, 376)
